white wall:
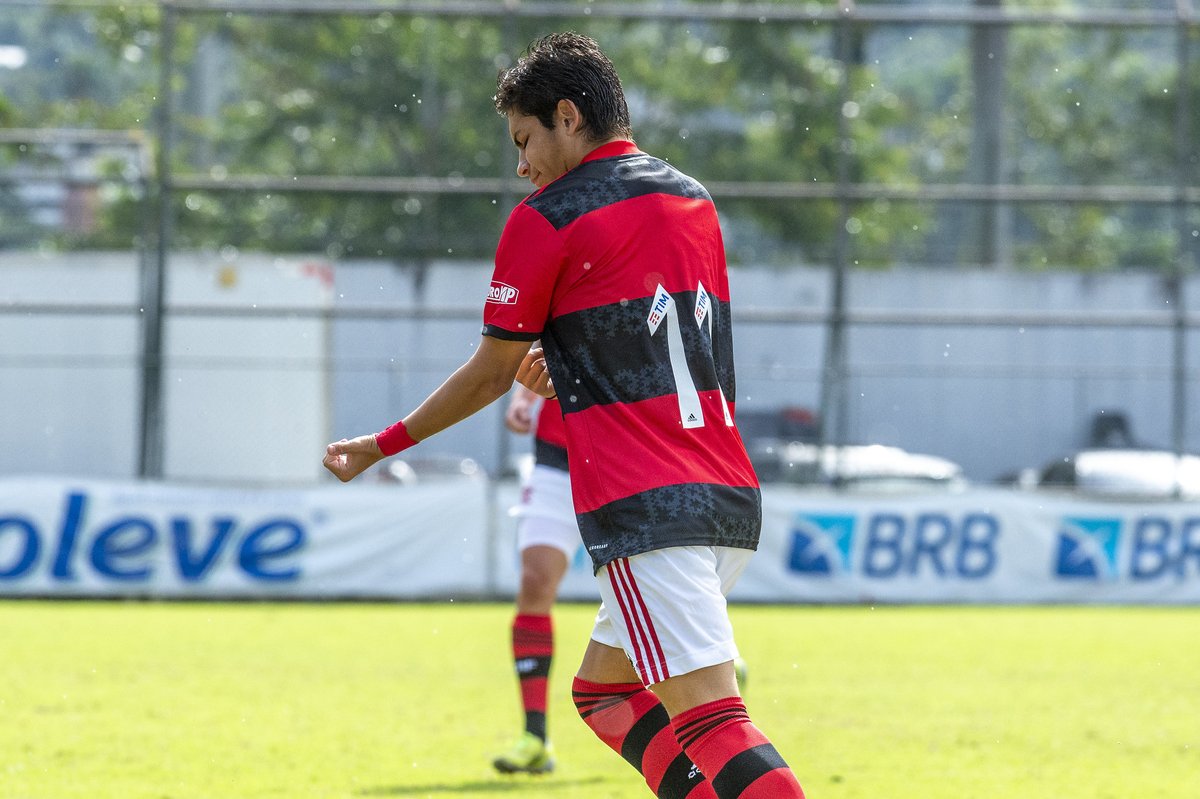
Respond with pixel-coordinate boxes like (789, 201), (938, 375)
(331, 260), (1199, 481)
(0, 251), (331, 483)
(2, 251), (1197, 484)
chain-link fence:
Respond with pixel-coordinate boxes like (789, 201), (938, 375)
(1, 0), (1197, 487)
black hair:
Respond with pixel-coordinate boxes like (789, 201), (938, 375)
(494, 32), (633, 142)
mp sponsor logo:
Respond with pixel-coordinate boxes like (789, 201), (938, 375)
(788, 510), (999, 579)
(486, 281), (519, 305)
(1054, 515), (1200, 580)
(0, 491), (307, 584)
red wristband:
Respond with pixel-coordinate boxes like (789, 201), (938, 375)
(375, 419), (418, 456)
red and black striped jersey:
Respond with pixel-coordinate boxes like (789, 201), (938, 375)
(483, 140), (760, 569)
(533, 397), (568, 472)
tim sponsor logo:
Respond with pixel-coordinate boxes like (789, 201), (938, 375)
(1054, 515), (1200, 580)
(486, 281), (519, 305)
(787, 510), (999, 579)
(646, 285), (671, 332)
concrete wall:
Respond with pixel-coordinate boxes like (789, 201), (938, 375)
(0, 251), (331, 484)
(3, 251), (1197, 484)
(334, 260), (1200, 482)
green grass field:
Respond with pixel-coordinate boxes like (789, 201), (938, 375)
(1, 601), (1196, 799)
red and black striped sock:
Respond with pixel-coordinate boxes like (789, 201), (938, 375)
(511, 614), (553, 740)
(573, 677), (717, 799)
(671, 697), (805, 799)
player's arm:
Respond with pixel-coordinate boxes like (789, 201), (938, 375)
(323, 335), (532, 482)
(504, 384), (541, 434)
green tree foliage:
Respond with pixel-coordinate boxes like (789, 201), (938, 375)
(862, 13), (1193, 271)
(163, 13), (512, 260)
(154, 12), (929, 265)
(0, 5), (156, 127)
(0, 5), (157, 250)
(1005, 23), (1181, 269)
(2, 6), (930, 264)
(1, 3), (1195, 271)
(606, 20), (926, 265)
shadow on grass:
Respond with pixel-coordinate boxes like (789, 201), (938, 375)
(358, 776), (606, 796)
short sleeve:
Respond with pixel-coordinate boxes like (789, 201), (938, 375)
(482, 202), (563, 341)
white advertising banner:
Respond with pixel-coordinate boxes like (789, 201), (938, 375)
(743, 486), (1200, 604)
(2, 478), (1198, 603)
(0, 476), (491, 599)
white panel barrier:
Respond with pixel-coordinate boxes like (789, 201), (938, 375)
(0, 477), (490, 599)
(1, 477), (1198, 603)
(747, 486), (1200, 604)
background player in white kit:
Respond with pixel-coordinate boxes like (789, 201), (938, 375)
(492, 386), (576, 775)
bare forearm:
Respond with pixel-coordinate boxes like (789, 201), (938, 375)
(323, 336), (530, 482)
(402, 356), (516, 441)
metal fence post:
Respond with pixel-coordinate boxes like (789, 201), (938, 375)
(138, 2), (174, 479)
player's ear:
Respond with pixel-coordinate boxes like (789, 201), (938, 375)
(556, 99), (584, 136)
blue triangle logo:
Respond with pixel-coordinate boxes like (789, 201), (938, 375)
(789, 513), (856, 575)
(1055, 517), (1122, 580)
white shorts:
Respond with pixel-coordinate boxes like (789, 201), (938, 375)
(513, 464), (579, 559)
(591, 546), (752, 686)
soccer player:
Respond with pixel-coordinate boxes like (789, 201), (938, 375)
(492, 386), (574, 775)
(495, 385), (751, 777)
(324, 32), (805, 798)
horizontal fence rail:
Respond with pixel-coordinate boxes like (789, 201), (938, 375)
(1, 301), (1196, 329)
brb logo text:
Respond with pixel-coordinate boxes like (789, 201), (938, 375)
(789, 511), (999, 579)
(1055, 515), (1200, 580)
(0, 491), (306, 583)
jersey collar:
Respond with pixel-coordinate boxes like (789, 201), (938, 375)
(526, 140), (641, 201)
(579, 139), (640, 164)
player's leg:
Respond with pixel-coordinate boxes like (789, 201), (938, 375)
(511, 544), (569, 739)
(595, 547), (806, 798)
(659, 666), (804, 799)
(573, 634), (718, 799)
(494, 542), (570, 774)
(494, 465), (576, 775)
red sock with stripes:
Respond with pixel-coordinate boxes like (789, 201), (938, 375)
(573, 677), (717, 799)
(670, 697), (805, 798)
(512, 614), (553, 740)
